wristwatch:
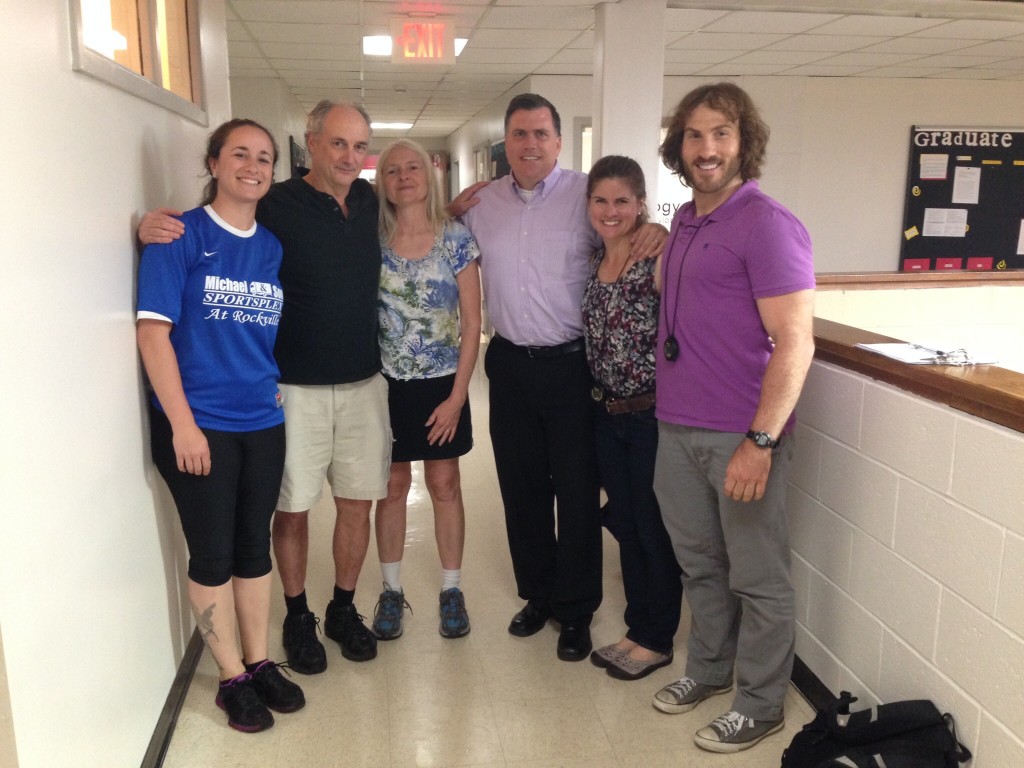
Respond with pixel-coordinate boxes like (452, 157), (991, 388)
(745, 430), (779, 449)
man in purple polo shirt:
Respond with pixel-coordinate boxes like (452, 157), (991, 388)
(451, 93), (666, 662)
(650, 83), (816, 753)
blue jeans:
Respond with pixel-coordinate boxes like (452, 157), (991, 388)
(595, 405), (682, 653)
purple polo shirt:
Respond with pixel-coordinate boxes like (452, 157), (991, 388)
(656, 180), (815, 434)
(461, 164), (600, 346)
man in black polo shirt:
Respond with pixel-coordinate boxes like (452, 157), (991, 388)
(139, 101), (389, 673)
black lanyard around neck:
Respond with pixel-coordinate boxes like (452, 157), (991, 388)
(660, 215), (708, 362)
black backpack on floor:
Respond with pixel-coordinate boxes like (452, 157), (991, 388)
(781, 691), (973, 768)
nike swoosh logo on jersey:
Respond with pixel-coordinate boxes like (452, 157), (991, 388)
(203, 251), (218, 258)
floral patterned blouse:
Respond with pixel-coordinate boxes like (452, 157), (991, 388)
(378, 219), (480, 381)
(582, 250), (659, 398)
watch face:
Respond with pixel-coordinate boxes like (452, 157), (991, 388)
(755, 433), (771, 447)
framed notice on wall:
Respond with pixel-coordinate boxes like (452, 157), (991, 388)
(899, 126), (1024, 272)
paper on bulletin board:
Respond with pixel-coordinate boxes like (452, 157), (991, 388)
(922, 208), (967, 237)
(919, 154), (948, 180)
(1018, 220), (1024, 255)
(952, 166), (980, 204)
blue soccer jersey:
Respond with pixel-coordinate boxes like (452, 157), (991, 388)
(137, 205), (284, 431)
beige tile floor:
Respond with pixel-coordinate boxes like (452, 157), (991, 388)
(162, 365), (814, 768)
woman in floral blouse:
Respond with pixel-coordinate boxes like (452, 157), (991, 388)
(582, 155), (682, 680)
(371, 139), (482, 641)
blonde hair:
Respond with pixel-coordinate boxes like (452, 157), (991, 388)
(375, 139), (449, 244)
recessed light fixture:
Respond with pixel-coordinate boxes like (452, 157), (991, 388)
(362, 36), (468, 56)
(362, 35), (392, 56)
(371, 122), (414, 130)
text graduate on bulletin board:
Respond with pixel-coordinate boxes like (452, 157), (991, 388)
(900, 126), (1024, 272)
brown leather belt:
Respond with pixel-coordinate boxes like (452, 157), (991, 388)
(491, 334), (585, 359)
(599, 391), (657, 415)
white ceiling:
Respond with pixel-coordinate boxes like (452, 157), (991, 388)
(225, 0), (1024, 138)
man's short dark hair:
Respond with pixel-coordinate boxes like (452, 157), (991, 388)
(504, 93), (562, 136)
(659, 82), (769, 186)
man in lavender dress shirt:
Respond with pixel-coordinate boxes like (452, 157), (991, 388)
(451, 94), (666, 661)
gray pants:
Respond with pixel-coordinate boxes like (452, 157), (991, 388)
(654, 423), (795, 722)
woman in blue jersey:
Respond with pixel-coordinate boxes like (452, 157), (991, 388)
(369, 139), (482, 641)
(136, 119), (303, 733)
(582, 156), (682, 681)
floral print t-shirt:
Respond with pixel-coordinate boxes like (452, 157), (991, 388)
(582, 250), (659, 398)
(378, 219), (480, 381)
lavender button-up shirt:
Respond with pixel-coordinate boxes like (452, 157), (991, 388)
(462, 164), (600, 347)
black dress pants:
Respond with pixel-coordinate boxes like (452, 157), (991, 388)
(484, 339), (602, 623)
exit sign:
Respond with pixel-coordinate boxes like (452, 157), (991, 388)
(391, 19), (455, 65)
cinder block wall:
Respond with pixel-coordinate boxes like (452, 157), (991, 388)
(789, 360), (1024, 767)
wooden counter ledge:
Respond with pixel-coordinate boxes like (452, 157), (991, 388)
(813, 317), (1024, 434)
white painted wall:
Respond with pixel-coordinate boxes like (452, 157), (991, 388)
(0, 2), (231, 766)
(231, 77), (309, 181)
(448, 75), (1024, 274)
(792, 361), (1024, 766)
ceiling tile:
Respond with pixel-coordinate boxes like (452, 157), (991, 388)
(482, 6), (593, 30)
(669, 32), (791, 51)
(809, 14), (950, 37)
(780, 64), (874, 77)
(911, 19), (1024, 40)
(702, 10), (842, 34)
(663, 8), (731, 32)
(226, 0), (1024, 139)
(765, 35), (887, 53)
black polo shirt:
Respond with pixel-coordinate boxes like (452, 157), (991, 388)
(257, 176), (382, 385)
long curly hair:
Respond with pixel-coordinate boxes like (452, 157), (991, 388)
(659, 82), (769, 187)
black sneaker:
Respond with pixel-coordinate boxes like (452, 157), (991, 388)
(215, 675), (274, 733)
(282, 611), (327, 675)
(248, 660), (305, 713)
(324, 600), (377, 661)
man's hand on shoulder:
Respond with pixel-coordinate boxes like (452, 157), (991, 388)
(446, 180), (489, 218)
(630, 222), (669, 261)
(139, 207), (185, 245)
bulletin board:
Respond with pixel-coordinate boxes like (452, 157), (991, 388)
(899, 126), (1024, 272)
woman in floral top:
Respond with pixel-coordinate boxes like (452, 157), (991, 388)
(371, 139), (482, 640)
(582, 156), (682, 680)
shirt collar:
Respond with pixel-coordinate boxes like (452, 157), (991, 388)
(510, 163), (563, 199)
(684, 178), (760, 225)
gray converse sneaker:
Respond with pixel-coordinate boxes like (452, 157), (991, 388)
(694, 710), (784, 753)
(652, 676), (732, 714)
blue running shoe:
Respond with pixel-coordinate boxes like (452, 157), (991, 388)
(372, 588), (410, 640)
(439, 588), (470, 638)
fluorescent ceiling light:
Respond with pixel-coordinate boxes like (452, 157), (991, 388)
(371, 122), (414, 130)
(363, 36), (392, 56)
(362, 36), (468, 56)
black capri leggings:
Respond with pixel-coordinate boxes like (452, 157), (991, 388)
(150, 405), (285, 587)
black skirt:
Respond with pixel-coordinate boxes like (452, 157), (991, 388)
(385, 373), (473, 462)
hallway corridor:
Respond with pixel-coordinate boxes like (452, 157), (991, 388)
(161, 357), (813, 767)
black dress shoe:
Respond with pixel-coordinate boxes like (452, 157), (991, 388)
(508, 602), (550, 637)
(557, 623), (592, 662)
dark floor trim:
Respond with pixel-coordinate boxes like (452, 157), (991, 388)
(791, 654), (835, 713)
(141, 628), (204, 768)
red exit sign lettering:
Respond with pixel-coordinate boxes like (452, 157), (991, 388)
(391, 20), (455, 65)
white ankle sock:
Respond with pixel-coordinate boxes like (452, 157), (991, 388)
(441, 568), (461, 591)
(381, 561), (402, 593)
